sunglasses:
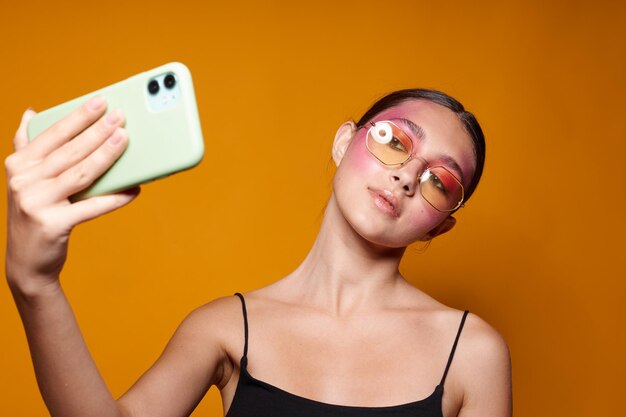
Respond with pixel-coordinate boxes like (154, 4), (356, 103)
(365, 120), (464, 212)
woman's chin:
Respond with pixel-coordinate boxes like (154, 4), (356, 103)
(351, 223), (417, 252)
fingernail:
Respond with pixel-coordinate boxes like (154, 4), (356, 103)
(105, 109), (122, 126)
(87, 95), (105, 111)
(108, 128), (124, 145)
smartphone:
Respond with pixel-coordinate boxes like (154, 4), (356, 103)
(27, 62), (204, 200)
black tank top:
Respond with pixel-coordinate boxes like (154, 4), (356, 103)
(226, 293), (469, 417)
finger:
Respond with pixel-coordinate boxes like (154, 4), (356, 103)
(39, 109), (125, 179)
(63, 186), (141, 226)
(27, 95), (107, 160)
(51, 128), (128, 201)
(13, 108), (37, 151)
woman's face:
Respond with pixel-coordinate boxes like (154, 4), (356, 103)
(332, 99), (476, 248)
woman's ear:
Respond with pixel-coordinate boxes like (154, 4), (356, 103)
(332, 121), (357, 166)
(423, 216), (456, 240)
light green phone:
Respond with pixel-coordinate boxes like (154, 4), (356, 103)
(27, 62), (204, 200)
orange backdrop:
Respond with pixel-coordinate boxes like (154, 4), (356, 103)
(1, 1), (624, 416)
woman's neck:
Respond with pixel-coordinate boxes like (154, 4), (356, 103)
(283, 193), (409, 316)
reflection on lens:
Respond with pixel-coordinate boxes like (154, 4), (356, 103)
(372, 124), (393, 144)
(420, 167), (463, 211)
(366, 121), (413, 165)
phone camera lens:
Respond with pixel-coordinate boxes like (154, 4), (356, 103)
(148, 80), (160, 95)
(164, 74), (176, 89)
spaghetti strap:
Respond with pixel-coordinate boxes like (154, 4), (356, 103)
(440, 310), (469, 386)
(234, 293), (249, 358)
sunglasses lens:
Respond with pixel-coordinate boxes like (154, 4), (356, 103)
(420, 167), (464, 211)
(366, 122), (413, 165)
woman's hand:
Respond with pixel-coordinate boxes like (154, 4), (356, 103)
(5, 96), (139, 295)
(5, 105), (224, 415)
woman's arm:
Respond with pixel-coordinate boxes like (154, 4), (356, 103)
(117, 298), (236, 417)
(5, 101), (228, 417)
(6, 99), (135, 417)
(10, 285), (231, 417)
(455, 315), (512, 417)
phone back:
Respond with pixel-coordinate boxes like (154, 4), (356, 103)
(27, 62), (204, 200)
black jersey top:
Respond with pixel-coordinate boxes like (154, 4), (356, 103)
(226, 292), (469, 417)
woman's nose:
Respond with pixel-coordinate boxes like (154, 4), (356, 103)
(389, 157), (426, 196)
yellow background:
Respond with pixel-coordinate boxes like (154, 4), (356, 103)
(1, 1), (624, 416)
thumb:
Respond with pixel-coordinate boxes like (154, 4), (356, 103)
(14, 108), (37, 151)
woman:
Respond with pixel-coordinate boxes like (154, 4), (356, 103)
(5, 89), (512, 417)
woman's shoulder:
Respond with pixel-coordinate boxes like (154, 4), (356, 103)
(441, 308), (512, 406)
(184, 294), (245, 326)
(420, 295), (509, 358)
(176, 295), (249, 356)
(396, 286), (510, 368)
(461, 311), (509, 349)
(456, 310), (510, 373)
(416, 299), (511, 413)
(400, 284), (507, 335)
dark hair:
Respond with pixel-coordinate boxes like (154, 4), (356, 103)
(356, 88), (486, 203)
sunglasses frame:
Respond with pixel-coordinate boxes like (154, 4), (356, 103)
(363, 120), (465, 212)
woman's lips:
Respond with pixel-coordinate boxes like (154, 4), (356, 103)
(368, 188), (400, 217)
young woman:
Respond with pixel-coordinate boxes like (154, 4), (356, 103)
(5, 89), (511, 417)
